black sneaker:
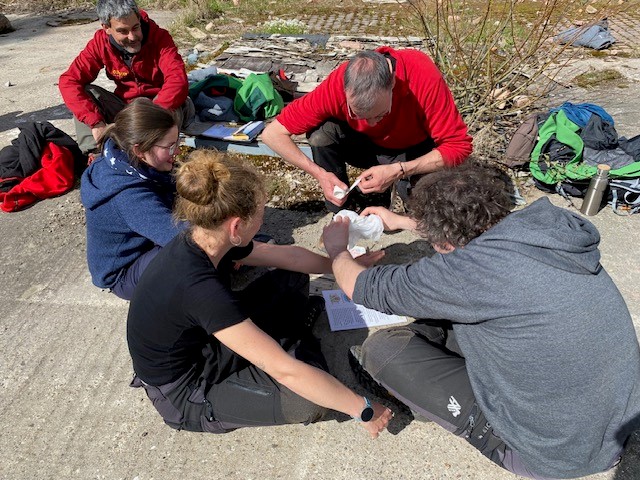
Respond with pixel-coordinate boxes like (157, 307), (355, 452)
(303, 295), (325, 331)
(348, 345), (412, 415)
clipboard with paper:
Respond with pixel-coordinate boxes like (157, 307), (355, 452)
(200, 120), (265, 142)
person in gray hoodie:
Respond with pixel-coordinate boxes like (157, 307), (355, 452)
(322, 161), (640, 479)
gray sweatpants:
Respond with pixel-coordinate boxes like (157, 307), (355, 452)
(361, 321), (556, 480)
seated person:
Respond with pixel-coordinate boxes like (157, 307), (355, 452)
(126, 149), (393, 436)
(322, 161), (640, 479)
(262, 48), (472, 212)
(59, 0), (192, 154)
(81, 98), (180, 300)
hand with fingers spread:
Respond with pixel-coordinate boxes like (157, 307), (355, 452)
(322, 215), (351, 258)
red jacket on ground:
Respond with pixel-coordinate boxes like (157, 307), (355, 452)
(277, 47), (472, 166)
(0, 143), (75, 212)
(58, 10), (188, 128)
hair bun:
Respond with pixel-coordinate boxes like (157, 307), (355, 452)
(176, 153), (230, 206)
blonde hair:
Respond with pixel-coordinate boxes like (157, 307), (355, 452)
(174, 149), (266, 230)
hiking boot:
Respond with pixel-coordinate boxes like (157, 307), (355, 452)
(348, 345), (412, 414)
(303, 295), (325, 331)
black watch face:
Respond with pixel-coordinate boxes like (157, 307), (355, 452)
(361, 407), (374, 422)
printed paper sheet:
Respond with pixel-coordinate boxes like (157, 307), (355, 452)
(321, 289), (408, 331)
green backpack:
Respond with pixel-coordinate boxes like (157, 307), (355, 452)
(188, 73), (284, 122)
(234, 73), (284, 122)
(529, 110), (640, 193)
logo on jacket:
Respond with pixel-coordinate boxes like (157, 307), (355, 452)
(110, 68), (129, 79)
(447, 396), (461, 417)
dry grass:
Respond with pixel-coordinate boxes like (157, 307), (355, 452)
(573, 68), (624, 88)
(0, 0), (92, 14)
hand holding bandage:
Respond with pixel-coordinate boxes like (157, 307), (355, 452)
(334, 209), (383, 249)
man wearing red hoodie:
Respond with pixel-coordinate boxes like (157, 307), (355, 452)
(59, 0), (191, 153)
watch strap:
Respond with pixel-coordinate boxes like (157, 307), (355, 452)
(352, 396), (373, 422)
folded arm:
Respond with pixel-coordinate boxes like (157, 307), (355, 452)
(59, 38), (106, 128)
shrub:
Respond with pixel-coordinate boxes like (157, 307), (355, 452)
(259, 18), (306, 35)
(405, 0), (621, 131)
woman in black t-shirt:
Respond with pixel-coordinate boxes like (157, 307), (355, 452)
(127, 149), (392, 437)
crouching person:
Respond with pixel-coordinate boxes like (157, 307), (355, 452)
(322, 161), (640, 479)
(127, 149), (392, 436)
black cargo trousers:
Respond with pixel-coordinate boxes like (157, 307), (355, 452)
(131, 269), (328, 433)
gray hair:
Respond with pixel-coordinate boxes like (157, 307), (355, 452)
(97, 0), (140, 26)
(344, 51), (394, 113)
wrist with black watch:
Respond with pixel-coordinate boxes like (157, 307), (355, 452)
(352, 396), (375, 422)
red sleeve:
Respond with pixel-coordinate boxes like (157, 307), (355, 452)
(408, 53), (472, 166)
(58, 33), (107, 128)
(0, 143), (75, 212)
(151, 29), (188, 111)
(276, 63), (349, 135)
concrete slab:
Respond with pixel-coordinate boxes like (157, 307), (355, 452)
(1, 8), (639, 480)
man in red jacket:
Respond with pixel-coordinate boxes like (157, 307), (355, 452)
(262, 48), (472, 212)
(59, 0), (191, 153)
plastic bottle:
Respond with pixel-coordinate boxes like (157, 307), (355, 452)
(580, 164), (611, 216)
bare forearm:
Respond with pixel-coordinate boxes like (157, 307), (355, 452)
(245, 243), (332, 274)
(332, 250), (365, 299)
(276, 245), (332, 274)
(262, 121), (326, 180)
(403, 149), (445, 176)
(276, 361), (366, 418)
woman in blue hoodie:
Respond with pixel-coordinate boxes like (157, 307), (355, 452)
(81, 98), (181, 300)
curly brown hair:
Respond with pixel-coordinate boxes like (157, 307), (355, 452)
(407, 161), (513, 248)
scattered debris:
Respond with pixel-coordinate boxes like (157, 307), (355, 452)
(338, 40), (365, 50)
(187, 27), (208, 40)
(207, 34), (426, 91)
(45, 10), (97, 28)
(513, 95), (531, 109)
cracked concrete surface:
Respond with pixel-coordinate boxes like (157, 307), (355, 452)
(0, 9), (639, 480)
